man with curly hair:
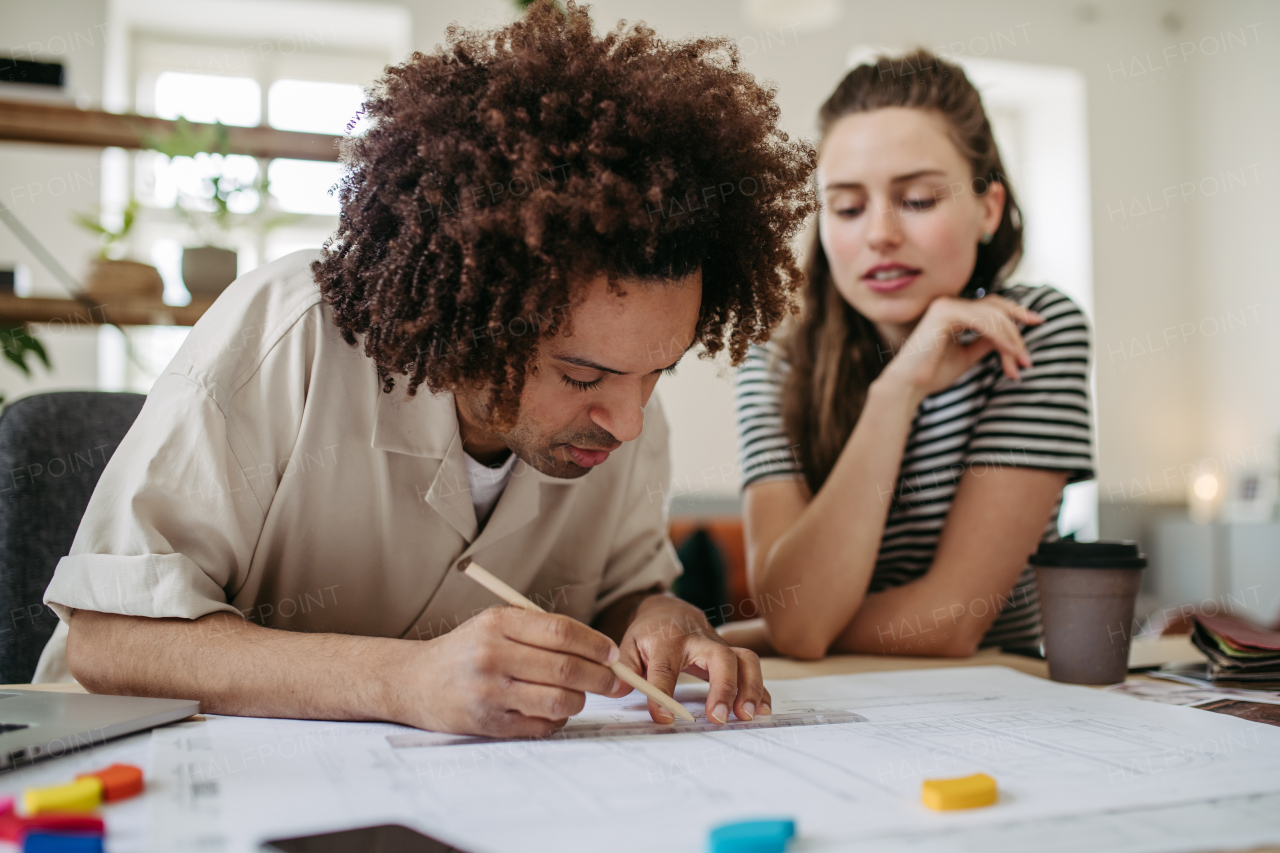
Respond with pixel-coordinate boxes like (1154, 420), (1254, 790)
(36, 2), (814, 737)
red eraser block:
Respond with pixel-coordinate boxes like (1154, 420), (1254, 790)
(77, 764), (144, 802)
(0, 814), (104, 843)
(0, 796), (12, 816)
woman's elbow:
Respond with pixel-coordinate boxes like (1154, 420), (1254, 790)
(935, 629), (983, 658)
(766, 620), (831, 660)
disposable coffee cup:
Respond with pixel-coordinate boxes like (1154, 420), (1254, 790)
(1031, 540), (1147, 685)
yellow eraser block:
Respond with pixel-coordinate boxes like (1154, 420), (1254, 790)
(921, 773), (997, 811)
(23, 776), (103, 815)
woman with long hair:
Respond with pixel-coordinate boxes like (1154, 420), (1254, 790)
(727, 50), (1093, 659)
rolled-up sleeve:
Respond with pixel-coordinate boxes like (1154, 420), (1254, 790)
(591, 396), (682, 617)
(44, 373), (263, 623)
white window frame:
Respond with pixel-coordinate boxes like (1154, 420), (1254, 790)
(97, 0), (408, 392)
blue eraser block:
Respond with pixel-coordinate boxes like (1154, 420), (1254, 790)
(709, 819), (796, 853)
(23, 832), (105, 853)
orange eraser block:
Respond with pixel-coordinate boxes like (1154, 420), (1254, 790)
(78, 763), (144, 802)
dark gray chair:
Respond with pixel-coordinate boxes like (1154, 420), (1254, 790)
(0, 391), (145, 682)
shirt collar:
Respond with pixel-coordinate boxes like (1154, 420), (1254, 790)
(368, 379), (581, 487)
(370, 379), (458, 459)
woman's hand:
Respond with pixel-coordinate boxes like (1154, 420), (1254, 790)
(877, 294), (1043, 400)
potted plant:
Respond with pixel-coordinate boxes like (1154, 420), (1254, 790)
(72, 199), (165, 301)
(146, 119), (295, 299)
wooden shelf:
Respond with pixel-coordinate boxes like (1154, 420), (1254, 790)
(0, 293), (214, 327)
(0, 99), (328, 327)
(0, 98), (339, 162)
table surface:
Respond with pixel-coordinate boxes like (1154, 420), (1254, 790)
(5, 635), (1277, 853)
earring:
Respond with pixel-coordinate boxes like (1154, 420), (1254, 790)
(980, 231), (994, 245)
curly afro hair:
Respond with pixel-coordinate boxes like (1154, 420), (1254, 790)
(313, 0), (816, 425)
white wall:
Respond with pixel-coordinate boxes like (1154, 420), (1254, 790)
(1183, 1), (1279, 493)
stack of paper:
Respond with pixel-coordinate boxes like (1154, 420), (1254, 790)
(1192, 613), (1280, 688)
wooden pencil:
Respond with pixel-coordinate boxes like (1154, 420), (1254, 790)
(459, 559), (697, 723)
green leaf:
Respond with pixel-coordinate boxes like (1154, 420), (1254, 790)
(2, 345), (32, 376)
(71, 211), (110, 236)
(21, 332), (50, 370)
(0, 325), (52, 377)
(146, 116), (230, 159)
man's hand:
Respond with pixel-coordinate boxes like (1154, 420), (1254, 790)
(394, 606), (622, 738)
(67, 600), (759, 740)
(616, 595), (769, 724)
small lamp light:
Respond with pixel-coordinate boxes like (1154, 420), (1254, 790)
(1189, 473), (1219, 523)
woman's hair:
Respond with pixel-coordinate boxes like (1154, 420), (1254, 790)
(312, 1), (816, 426)
(780, 49), (1023, 493)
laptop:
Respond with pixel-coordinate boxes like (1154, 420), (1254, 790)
(0, 689), (198, 770)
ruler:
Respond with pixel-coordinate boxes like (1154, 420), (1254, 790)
(387, 711), (868, 748)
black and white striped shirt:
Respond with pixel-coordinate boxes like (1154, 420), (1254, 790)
(734, 285), (1094, 651)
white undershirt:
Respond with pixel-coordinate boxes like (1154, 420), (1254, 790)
(463, 451), (518, 526)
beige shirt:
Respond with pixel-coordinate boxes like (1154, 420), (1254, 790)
(35, 250), (680, 682)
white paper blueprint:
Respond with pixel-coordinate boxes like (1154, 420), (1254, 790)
(5, 667), (1276, 853)
(131, 666), (1280, 853)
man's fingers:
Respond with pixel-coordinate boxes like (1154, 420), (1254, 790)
(479, 710), (568, 739)
(501, 642), (619, 697)
(730, 648), (765, 722)
(501, 680), (588, 722)
(492, 607), (618, 664)
(634, 644), (683, 724)
(471, 712), (565, 737)
(697, 640), (740, 724)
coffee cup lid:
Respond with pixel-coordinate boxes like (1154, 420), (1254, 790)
(1029, 539), (1147, 569)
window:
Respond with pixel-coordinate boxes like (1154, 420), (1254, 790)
(99, 8), (401, 392)
(267, 79), (366, 135)
(154, 71), (261, 126)
(131, 34), (386, 241)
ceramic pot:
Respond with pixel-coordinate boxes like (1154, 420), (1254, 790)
(181, 246), (238, 298)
